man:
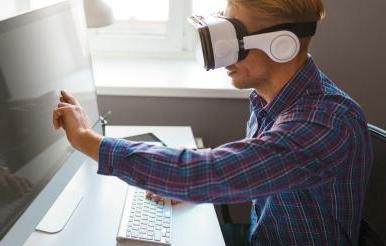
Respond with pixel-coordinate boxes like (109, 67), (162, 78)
(53, 0), (373, 245)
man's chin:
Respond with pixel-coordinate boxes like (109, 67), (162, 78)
(231, 78), (248, 89)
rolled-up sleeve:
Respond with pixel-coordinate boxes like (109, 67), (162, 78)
(98, 115), (350, 204)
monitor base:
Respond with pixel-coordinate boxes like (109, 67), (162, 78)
(35, 189), (82, 234)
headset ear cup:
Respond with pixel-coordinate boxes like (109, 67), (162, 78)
(270, 34), (300, 62)
(243, 31), (300, 63)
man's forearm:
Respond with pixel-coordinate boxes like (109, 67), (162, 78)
(77, 130), (103, 161)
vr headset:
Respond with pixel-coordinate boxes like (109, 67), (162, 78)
(188, 15), (317, 71)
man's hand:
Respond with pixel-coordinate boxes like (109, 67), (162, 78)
(53, 90), (102, 160)
(146, 191), (181, 205)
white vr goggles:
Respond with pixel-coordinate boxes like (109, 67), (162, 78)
(188, 15), (317, 70)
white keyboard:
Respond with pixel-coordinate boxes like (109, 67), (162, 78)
(117, 188), (172, 245)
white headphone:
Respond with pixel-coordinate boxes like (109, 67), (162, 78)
(188, 15), (317, 70)
(243, 30), (300, 63)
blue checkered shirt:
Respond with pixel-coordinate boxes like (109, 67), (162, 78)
(98, 57), (373, 245)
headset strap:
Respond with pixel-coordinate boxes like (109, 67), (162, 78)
(251, 22), (317, 38)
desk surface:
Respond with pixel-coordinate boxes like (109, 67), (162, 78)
(24, 126), (225, 246)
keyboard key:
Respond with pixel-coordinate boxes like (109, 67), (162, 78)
(131, 231), (138, 238)
(154, 231), (161, 241)
(164, 210), (171, 218)
(163, 223), (170, 228)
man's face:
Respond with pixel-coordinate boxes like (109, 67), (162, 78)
(224, 3), (278, 90)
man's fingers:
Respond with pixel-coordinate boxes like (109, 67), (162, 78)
(54, 90), (82, 130)
(57, 102), (71, 108)
(53, 106), (72, 129)
(53, 109), (63, 129)
(145, 191), (153, 199)
(145, 191), (181, 205)
(53, 106), (75, 130)
(60, 90), (79, 105)
(145, 191), (163, 202)
(171, 200), (181, 205)
(153, 195), (163, 202)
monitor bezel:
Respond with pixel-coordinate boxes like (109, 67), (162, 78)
(0, 0), (101, 245)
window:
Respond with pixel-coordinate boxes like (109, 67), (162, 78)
(88, 0), (226, 56)
(97, 0), (170, 37)
(192, 0), (226, 15)
(88, 0), (190, 54)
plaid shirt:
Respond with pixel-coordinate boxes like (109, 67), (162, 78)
(98, 57), (373, 245)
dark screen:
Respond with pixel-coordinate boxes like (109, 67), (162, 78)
(123, 133), (166, 146)
(0, 2), (99, 239)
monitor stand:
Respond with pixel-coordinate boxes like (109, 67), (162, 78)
(35, 189), (82, 233)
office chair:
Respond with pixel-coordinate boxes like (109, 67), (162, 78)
(359, 124), (386, 246)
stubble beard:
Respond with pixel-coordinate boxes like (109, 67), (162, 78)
(231, 76), (268, 91)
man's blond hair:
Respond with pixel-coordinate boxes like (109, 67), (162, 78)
(229, 0), (325, 23)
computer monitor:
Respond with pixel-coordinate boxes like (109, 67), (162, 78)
(0, 1), (101, 245)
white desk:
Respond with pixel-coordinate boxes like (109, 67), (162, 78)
(24, 126), (225, 246)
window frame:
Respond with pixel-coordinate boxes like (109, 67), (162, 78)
(88, 0), (193, 55)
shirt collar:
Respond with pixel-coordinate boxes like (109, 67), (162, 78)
(249, 56), (319, 119)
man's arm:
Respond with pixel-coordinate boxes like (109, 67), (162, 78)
(97, 114), (350, 204)
(54, 91), (350, 204)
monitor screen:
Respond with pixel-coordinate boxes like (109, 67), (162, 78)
(0, 0), (99, 241)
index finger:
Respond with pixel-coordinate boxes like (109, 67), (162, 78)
(60, 90), (79, 105)
(52, 108), (64, 129)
